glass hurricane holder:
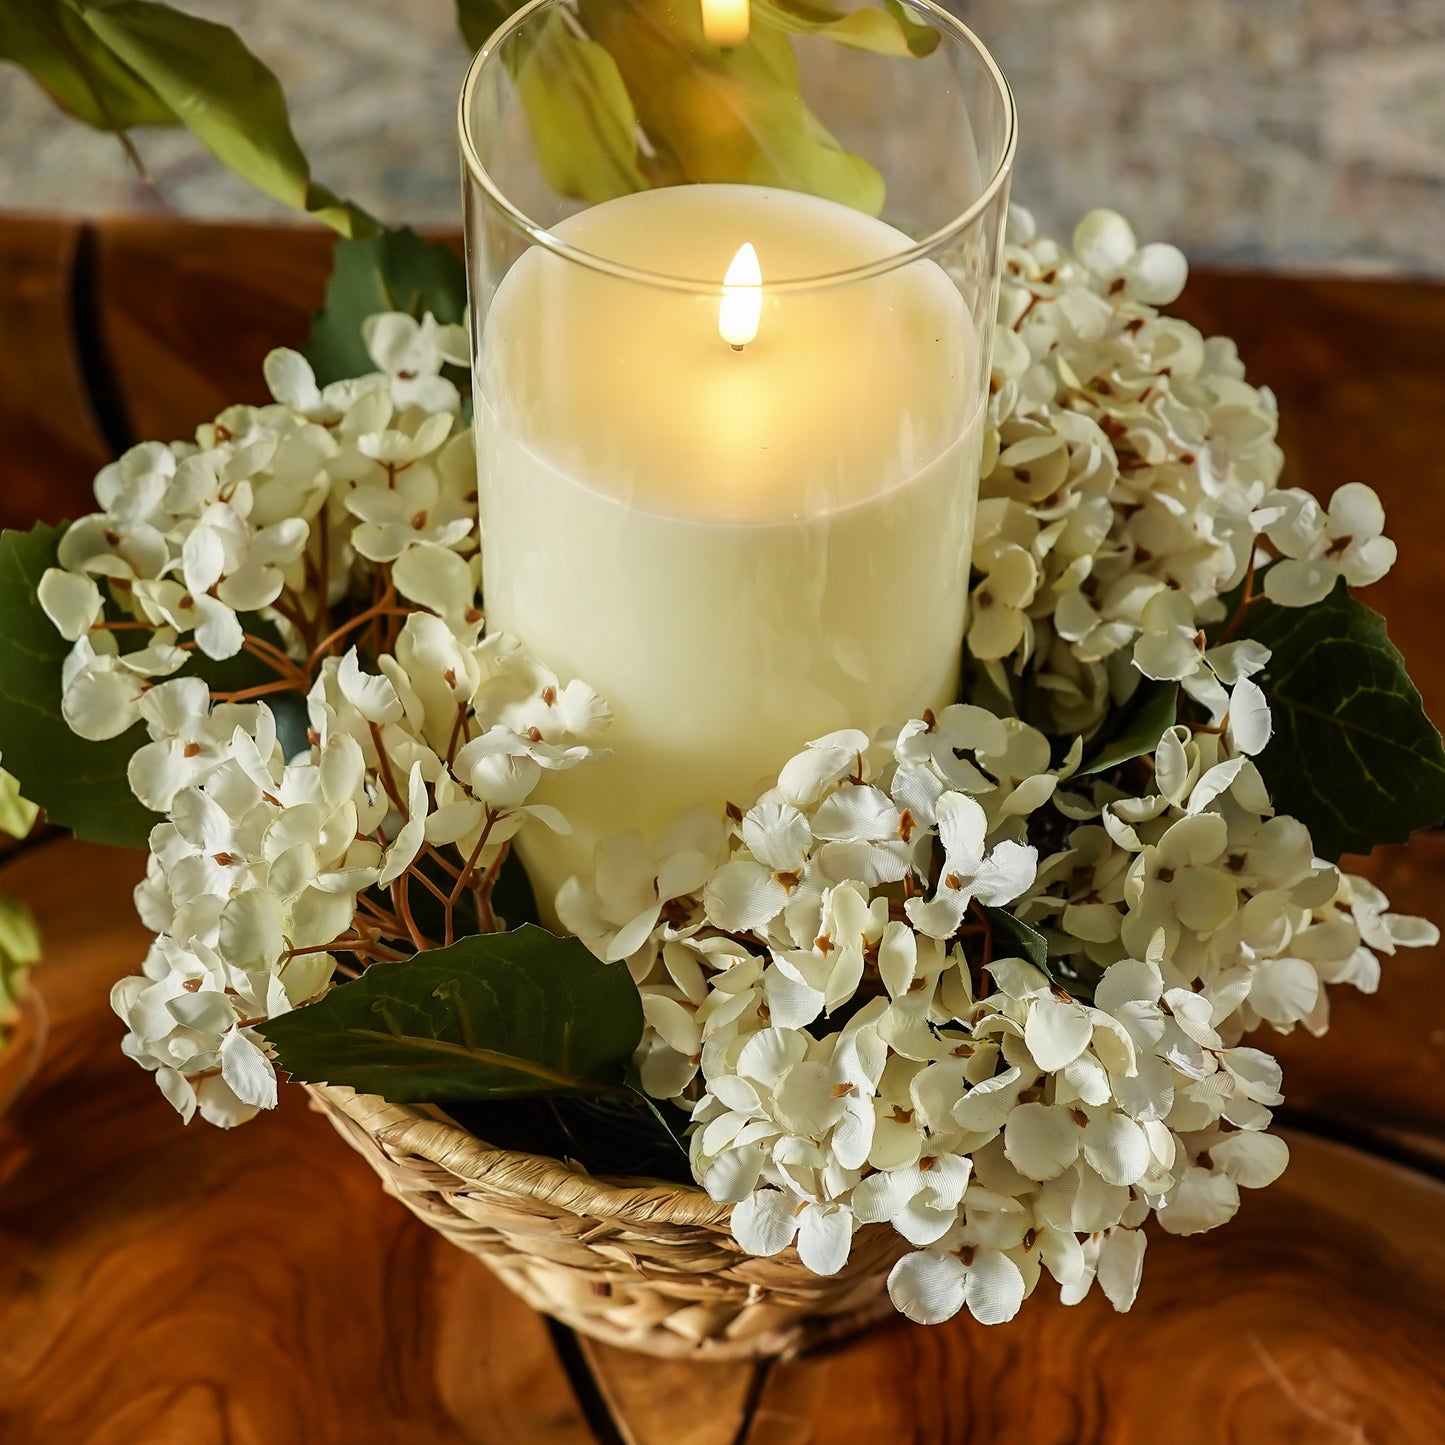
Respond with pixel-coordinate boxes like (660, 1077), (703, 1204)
(459, 0), (1016, 921)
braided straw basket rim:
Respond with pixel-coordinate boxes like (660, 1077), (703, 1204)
(307, 1082), (903, 1360)
(331, 1085), (732, 1225)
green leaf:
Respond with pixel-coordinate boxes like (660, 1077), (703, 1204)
(513, 11), (649, 203)
(455, 0), (514, 51)
(626, 1077), (691, 1158)
(881, 0), (940, 57)
(753, 0), (939, 58)
(457, 0), (927, 211)
(303, 227), (468, 388)
(0, 524), (285, 849)
(982, 905), (1047, 970)
(0, 770), (39, 842)
(0, 897), (42, 972)
(264, 926), (645, 1104)
(0, 895), (41, 1024)
(0, 0), (172, 130)
(984, 907), (1100, 1003)
(0, 524), (155, 848)
(6, 0), (377, 237)
(1078, 679), (1179, 776)
(580, 0), (885, 213)
(457, 0), (647, 206)
(67, 0), (376, 236)
(1229, 580), (1445, 860)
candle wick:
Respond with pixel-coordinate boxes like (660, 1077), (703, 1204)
(730, 343), (744, 353)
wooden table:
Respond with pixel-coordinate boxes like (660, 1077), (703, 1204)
(2, 217), (1444, 1444)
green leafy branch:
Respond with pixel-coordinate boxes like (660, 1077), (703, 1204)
(0, 0), (376, 236)
(455, 0), (938, 214)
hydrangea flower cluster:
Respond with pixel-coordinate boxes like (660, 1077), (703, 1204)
(973, 208), (1396, 737)
(567, 699), (1432, 1324)
(30, 212), (1437, 1332)
(40, 314), (609, 1125)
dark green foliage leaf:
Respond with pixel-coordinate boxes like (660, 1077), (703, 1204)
(2, 0), (373, 236)
(445, 1089), (694, 1183)
(0, 524), (156, 847)
(302, 227), (468, 387)
(0, 0), (173, 129)
(455, 0), (514, 51)
(1037, 947), (1101, 1006)
(0, 524), (286, 849)
(267, 691), (312, 764)
(627, 1076), (691, 1158)
(77, 0), (374, 236)
(985, 907), (1100, 1002)
(1230, 580), (1445, 860)
(982, 905), (1047, 970)
(1079, 679), (1178, 776)
(264, 926), (645, 1103)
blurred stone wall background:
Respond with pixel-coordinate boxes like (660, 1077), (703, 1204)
(2, 0), (1442, 274)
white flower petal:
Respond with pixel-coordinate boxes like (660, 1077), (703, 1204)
(219, 1028), (278, 1110)
(1158, 1165), (1240, 1235)
(704, 1145), (765, 1203)
(1004, 1102), (1082, 1181)
(1096, 1227), (1147, 1311)
(731, 1188), (798, 1256)
(1025, 997), (1093, 1071)
(888, 1249), (968, 1325)
(796, 1203), (854, 1276)
(38, 568), (104, 641)
(704, 859), (788, 933)
(963, 1248), (1027, 1325)
(1209, 1131), (1289, 1189)
(1082, 1112), (1151, 1186)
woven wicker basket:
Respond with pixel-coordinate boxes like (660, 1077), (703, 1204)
(307, 1082), (904, 1360)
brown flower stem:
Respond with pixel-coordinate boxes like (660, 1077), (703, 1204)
(269, 595), (315, 650)
(449, 814), (497, 907)
(409, 866), (453, 909)
(356, 893), (405, 934)
(421, 844), (462, 881)
(211, 678), (308, 704)
(240, 634), (308, 687)
(1216, 548), (1276, 645)
(308, 584), (399, 669)
(445, 700), (472, 766)
(316, 510), (332, 643)
(368, 723), (408, 811)
(473, 846), (508, 935)
(393, 873), (432, 953)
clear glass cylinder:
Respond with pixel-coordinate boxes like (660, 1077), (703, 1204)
(459, 0), (1016, 917)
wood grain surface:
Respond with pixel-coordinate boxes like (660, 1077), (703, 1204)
(747, 1137), (1445, 1445)
(0, 219), (110, 533)
(0, 842), (594, 1445)
(2, 219), (1443, 1444)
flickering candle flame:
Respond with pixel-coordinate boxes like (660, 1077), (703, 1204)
(701, 0), (750, 47)
(718, 242), (762, 349)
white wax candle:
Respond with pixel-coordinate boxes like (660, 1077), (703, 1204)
(478, 184), (982, 917)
